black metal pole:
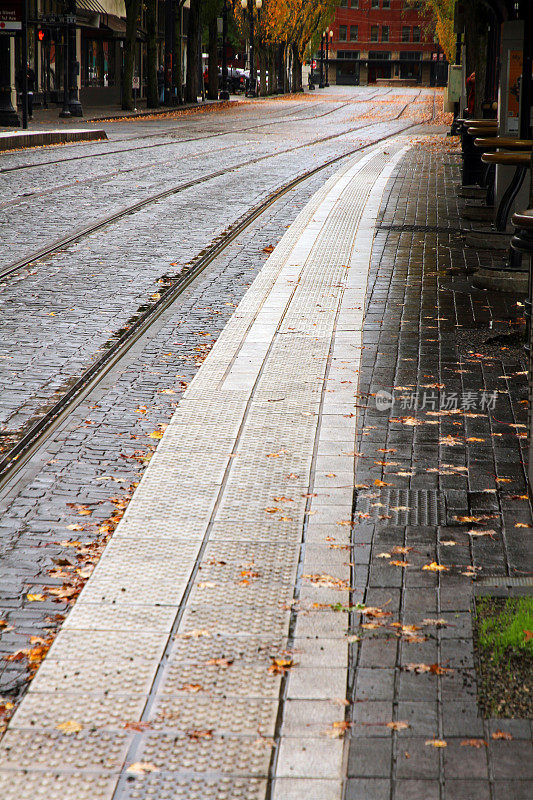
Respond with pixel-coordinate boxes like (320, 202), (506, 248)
(67, 1), (82, 116)
(319, 34), (324, 88)
(198, 19), (204, 101)
(519, 0), (533, 139)
(21, 0), (28, 128)
(59, 22), (71, 116)
(220, 0), (229, 100)
(165, 0), (174, 104)
(249, 5), (255, 96)
(325, 33), (329, 87)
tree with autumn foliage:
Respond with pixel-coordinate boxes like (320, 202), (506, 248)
(231, 0), (337, 93)
(405, 0), (456, 63)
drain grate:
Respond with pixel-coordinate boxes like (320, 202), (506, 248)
(474, 576), (533, 597)
(376, 224), (463, 235)
(355, 488), (445, 526)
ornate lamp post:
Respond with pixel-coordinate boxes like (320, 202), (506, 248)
(241, 0), (262, 97)
(325, 29), (333, 87)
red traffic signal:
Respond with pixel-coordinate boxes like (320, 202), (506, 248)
(38, 29), (45, 41)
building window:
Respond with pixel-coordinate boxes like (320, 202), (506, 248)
(413, 26), (421, 42)
(350, 0), (359, 7)
(350, 25), (358, 42)
(368, 51), (391, 60)
(402, 27), (410, 42)
(382, 0), (390, 6)
(340, 0), (348, 6)
(82, 39), (116, 87)
(339, 25), (348, 42)
(337, 50), (360, 60)
(371, 0), (379, 8)
(381, 26), (389, 42)
(370, 25), (379, 42)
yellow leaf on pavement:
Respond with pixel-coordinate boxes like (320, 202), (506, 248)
(56, 720), (83, 734)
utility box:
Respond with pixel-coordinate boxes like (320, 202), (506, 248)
(445, 65), (462, 111)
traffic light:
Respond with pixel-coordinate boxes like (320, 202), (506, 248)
(38, 28), (50, 44)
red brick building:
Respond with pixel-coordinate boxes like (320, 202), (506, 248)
(326, 0), (447, 86)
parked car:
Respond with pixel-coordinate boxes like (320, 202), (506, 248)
(214, 67), (246, 94)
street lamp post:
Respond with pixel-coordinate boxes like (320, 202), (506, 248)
(324, 29), (332, 88)
(219, 0), (229, 100)
(59, 23), (71, 117)
(67, 0), (82, 116)
(319, 32), (324, 88)
(241, 0), (262, 97)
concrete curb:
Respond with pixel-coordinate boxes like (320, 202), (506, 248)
(0, 128), (107, 152)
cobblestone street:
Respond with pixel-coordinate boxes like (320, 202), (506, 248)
(0, 87), (531, 799)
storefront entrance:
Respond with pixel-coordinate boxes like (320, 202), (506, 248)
(336, 60), (360, 85)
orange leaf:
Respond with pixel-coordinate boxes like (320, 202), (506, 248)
(387, 721), (410, 731)
(187, 729), (213, 740)
(491, 730), (513, 740)
(206, 657), (234, 667)
(269, 657), (295, 675)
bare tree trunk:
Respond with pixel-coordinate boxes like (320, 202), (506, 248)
(283, 44), (289, 94)
(146, 0), (158, 107)
(207, 14), (218, 99)
(260, 45), (267, 96)
(186, 0), (200, 102)
(268, 47), (276, 94)
(291, 43), (301, 93)
(174, 0), (184, 103)
(464, 0), (487, 118)
(122, 0), (140, 110)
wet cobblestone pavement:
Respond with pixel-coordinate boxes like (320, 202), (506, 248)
(0, 89), (428, 453)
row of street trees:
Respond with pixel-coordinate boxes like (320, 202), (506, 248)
(121, 0), (338, 110)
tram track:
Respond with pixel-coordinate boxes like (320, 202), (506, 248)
(0, 100), (399, 211)
(0, 95), (419, 280)
(0, 97), (352, 174)
(0, 89), (390, 174)
(0, 91), (435, 494)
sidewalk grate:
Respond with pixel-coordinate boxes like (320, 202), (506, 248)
(355, 488), (445, 526)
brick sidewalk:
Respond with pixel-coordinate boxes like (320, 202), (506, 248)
(346, 138), (532, 799)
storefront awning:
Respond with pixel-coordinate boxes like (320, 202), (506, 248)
(76, 0), (126, 18)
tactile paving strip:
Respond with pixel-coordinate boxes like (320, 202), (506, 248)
(131, 732), (273, 775)
(119, 774), (267, 800)
(0, 772), (117, 800)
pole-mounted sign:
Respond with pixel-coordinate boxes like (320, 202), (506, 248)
(0, 0), (22, 31)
